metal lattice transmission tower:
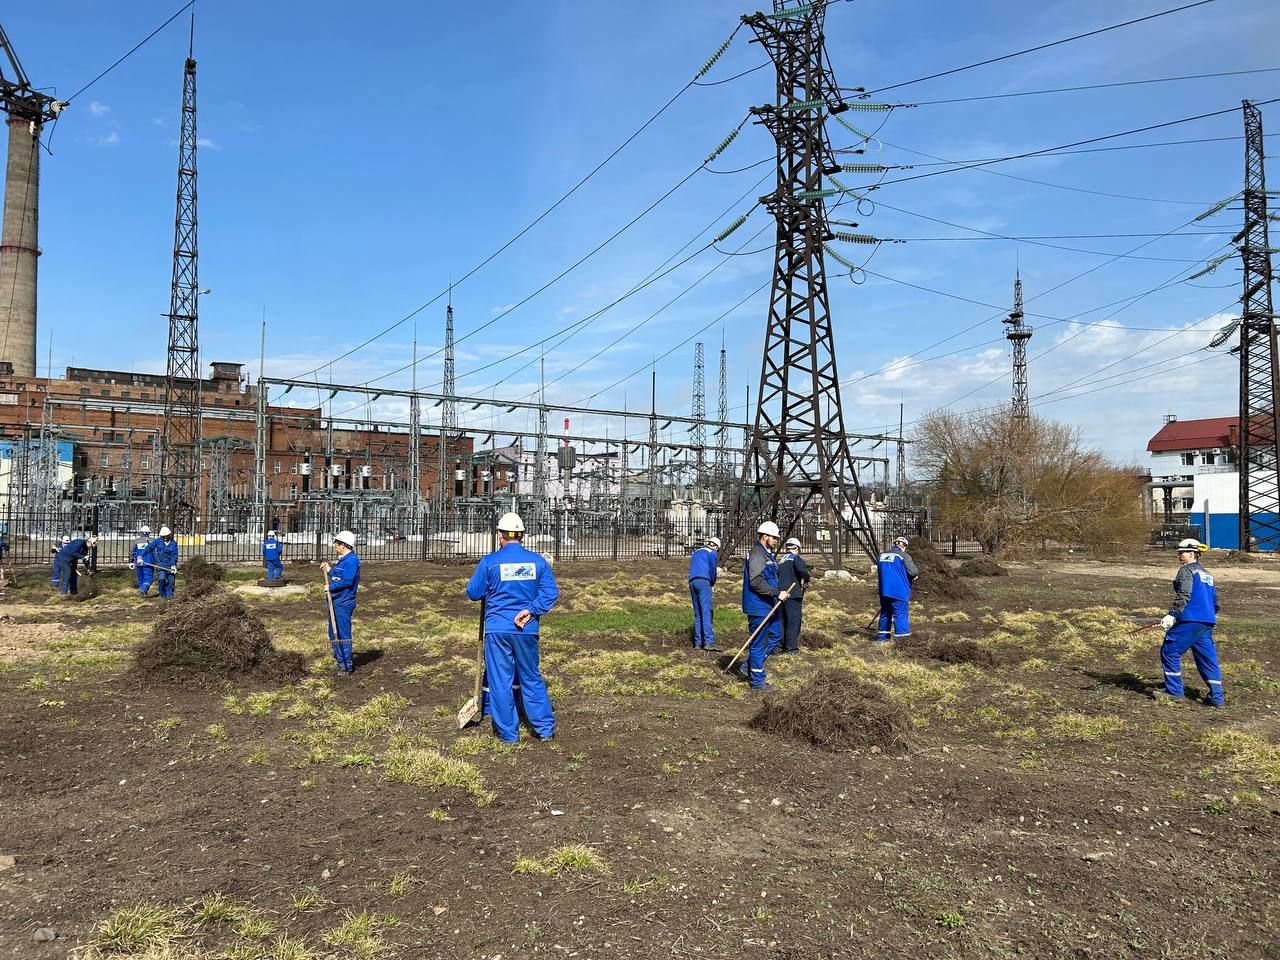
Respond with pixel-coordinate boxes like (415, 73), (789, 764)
(1237, 100), (1280, 552)
(716, 344), (729, 495)
(1003, 271), (1033, 420)
(895, 402), (907, 498)
(727, 1), (879, 563)
(691, 342), (706, 487)
(535, 356), (548, 507)
(158, 44), (202, 531)
(649, 371), (659, 530)
(409, 332), (421, 514)
(204, 438), (230, 525)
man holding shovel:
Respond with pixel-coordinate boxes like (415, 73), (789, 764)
(876, 536), (918, 643)
(739, 521), (791, 693)
(321, 530), (361, 675)
(465, 512), (559, 743)
(688, 535), (721, 651)
(129, 526), (154, 597)
(148, 526), (180, 599)
(1154, 538), (1225, 707)
(54, 535), (97, 596)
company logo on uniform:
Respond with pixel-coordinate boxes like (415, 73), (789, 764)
(1197, 572), (1215, 587)
(500, 562), (536, 581)
(878, 553), (899, 563)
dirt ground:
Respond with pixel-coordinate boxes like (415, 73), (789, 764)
(1, 552), (1278, 959)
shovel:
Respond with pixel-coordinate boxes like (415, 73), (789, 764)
(323, 569), (340, 648)
(457, 600), (486, 730)
(722, 597), (784, 676)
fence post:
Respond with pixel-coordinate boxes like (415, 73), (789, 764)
(420, 508), (428, 562)
(89, 504), (100, 573)
(612, 518), (619, 562)
(951, 533), (957, 558)
(554, 509), (562, 563)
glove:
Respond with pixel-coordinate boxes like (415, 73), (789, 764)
(128, 562), (135, 569)
(1160, 614), (1175, 631)
(170, 567), (178, 575)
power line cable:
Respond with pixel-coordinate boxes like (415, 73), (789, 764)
(66, 0), (196, 102)
(865, 0), (1223, 95)
(285, 23), (745, 382)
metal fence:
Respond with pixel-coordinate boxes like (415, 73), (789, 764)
(0, 502), (955, 567)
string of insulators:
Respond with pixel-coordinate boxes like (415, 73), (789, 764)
(1186, 251), (1234, 281)
(769, 4), (814, 20)
(834, 113), (873, 141)
(1194, 193), (1240, 222)
(714, 211), (750, 243)
(795, 188), (839, 199)
(823, 244), (858, 269)
(1208, 319), (1240, 349)
(840, 101), (893, 112)
(1231, 224), (1250, 245)
(840, 163), (887, 174)
(696, 35), (733, 79)
(833, 231), (880, 244)
(704, 127), (741, 165)
(783, 99), (823, 113)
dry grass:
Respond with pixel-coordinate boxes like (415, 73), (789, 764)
(1198, 729), (1280, 784)
(512, 843), (611, 877)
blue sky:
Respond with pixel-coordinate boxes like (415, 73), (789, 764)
(9, 0), (1280, 467)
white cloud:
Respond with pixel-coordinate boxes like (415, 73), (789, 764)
(90, 131), (121, 146)
(196, 137), (221, 150)
(87, 101), (111, 117)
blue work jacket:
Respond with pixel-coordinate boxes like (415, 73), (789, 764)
(688, 546), (719, 583)
(327, 551), (361, 609)
(466, 541), (559, 635)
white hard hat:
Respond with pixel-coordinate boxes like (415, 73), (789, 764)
(334, 530), (357, 548)
(139, 525), (150, 534)
(784, 537), (800, 549)
(707, 536), (722, 549)
(266, 529), (277, 537)
(159, 526), (172, 537)
(497, 512), (525, 533)
(757, 521), (781, 538)
(1177, 538), (1205, 552)
(893, 535), (910, 546)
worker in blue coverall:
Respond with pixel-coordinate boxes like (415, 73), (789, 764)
(148, 526), (180, 599)
(777, 537), (812, 653)
(876, 536), (919, 642)
(262, 529), (284, 580)
(129, 525), (154, 596)
(1155, 538), (1225, 707)
(54, 535), (97, 595)
(688, 535), (721, 651)
(466, 512), (560, 743)
(51, 535), (70, 585)
(740, 521), (791, 692)
(322, 530), (361, 674)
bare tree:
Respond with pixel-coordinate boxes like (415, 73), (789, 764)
(914, 410), (1148, 555)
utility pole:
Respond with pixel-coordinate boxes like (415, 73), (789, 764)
(1003, 271), (1032, 421)
(649, 370), (659, 533)
(441, 289), (456, 511)
(253, 310), (267, 536)
(158, 22), (202, 533)
(716, 340), (729, 500)
(728, 1), (879, 564)
(0, 25), (66, 377)
(535, 355), (548, 508)
(896, 402), (907, 499)
(1237, 100), (1280, 552)
(408, 330), (421, 517)
(691, 342), (706, 489)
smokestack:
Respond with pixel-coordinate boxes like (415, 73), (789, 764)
(0, 116), (40, 377)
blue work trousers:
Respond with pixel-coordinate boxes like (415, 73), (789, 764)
(264, 558), (284, 580)
(484, 631), (555, 743)
(878, 596), (911, 641)
(782, 597), (803, 651)
(689, 578), (715, 648)
(744, 610), (783, 688)
(55, 560), (77, 595)
(1161, 621), (1224, 704)
(136, 564), (154, 595)
(326, 602), (355, 673)
(155, 569), (176, 599)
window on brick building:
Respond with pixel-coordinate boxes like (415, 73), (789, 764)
(140, 456), (150, 470)
(273, 461), (281, 474)
(99, 453), (110, 468)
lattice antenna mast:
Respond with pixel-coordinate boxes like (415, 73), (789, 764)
(716, 341), (729, 498)
(158, 26), (202, 531)
(896, 402), (907, 497)
(728, 0), (879, 564)
(1003, 271), (1033, 420)
(535, 355), (548, 506)
(691, 342), (706, 488)
(649, 370), (659, 530)
(443, 287), (458, 431)
(1238, 100), (1280, 552)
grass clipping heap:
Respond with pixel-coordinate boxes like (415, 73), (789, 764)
(906, 536), (975, 601)
(748, 669), (916, 753)
(134, 561), (303, 683)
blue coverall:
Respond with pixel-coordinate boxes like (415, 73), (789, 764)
(877, 546), (918, 641)
(54, 539), (92, 595)
(149, 537), (180, 599)
(262, 536), (284, 580)
(1161, 560), (1224, 705)
(741, 541), (783, 688)
(466, 541), (560, 743)
(51, 541), (66, 585)
(131, 538), (154, 595)
(778, 550), (811, 652)
(325, 550), (361, 673)
(687, 545), (719, 649)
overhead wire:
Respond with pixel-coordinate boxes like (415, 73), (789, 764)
(900, 67), (1280, 106)
(285, 21), (746, 382)
(864, 0), (1223, 95)
(64, 0), (196, 102)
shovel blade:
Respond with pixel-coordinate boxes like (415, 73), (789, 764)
(456, 697), (481, 730)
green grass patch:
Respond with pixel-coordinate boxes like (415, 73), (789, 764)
(512, 843), (610, 877)
(1199, 729), (1280, 784)
(1048, 712), (1127, 741)
(382, 745), (495, 805)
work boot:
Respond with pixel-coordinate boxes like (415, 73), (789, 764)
(1200, 697), (1225, 709)
(751, 682), (778, 694)
(703, 644), (722, 653)
(1151, 690), (1184, 704)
